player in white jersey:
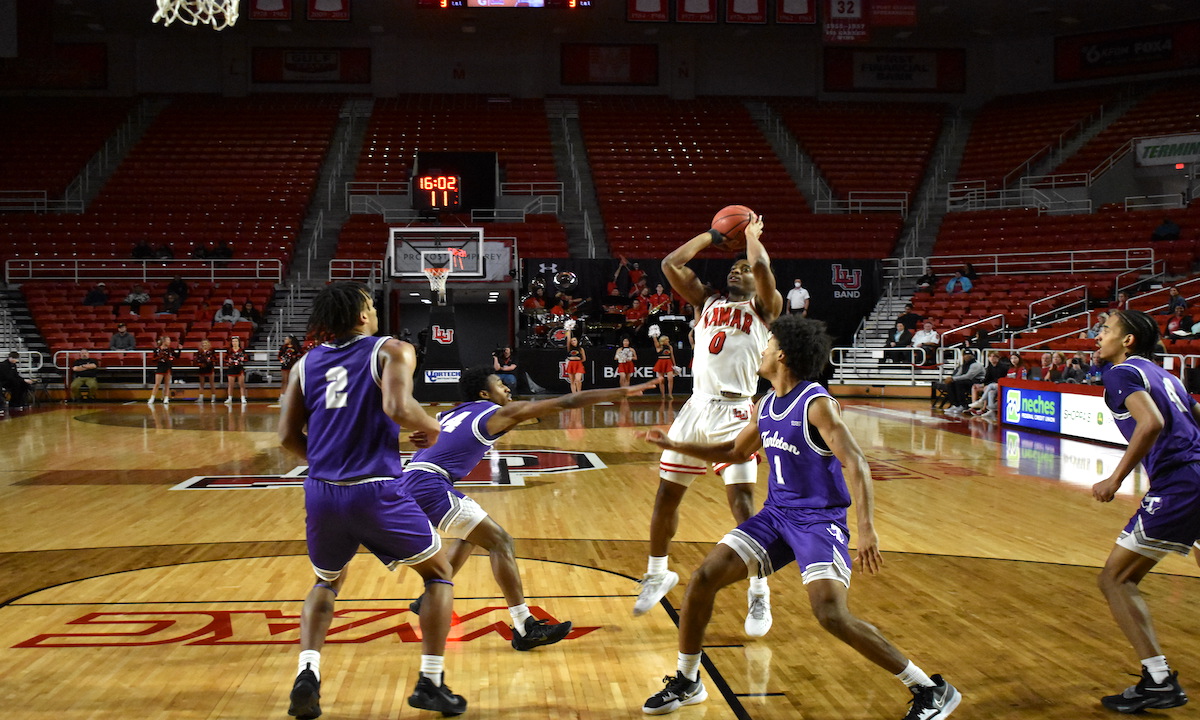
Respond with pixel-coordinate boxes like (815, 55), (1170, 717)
(634, 212), (783, 638)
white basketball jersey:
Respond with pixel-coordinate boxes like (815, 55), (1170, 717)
(692, 295), (771, 397)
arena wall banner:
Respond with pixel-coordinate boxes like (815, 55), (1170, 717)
(626, 0), (668, 23)
(726, 0), (766, 25)
(561, 44), (659, 86)
(775, 0), (815, 25)
(1054, 20), (1200, 82)
(249, 0), (292, 20)
(252, 48), (371, 84)
(677, 0), (716, 24)
(824, 47), (965, 93)
(1134, 133), (1200, 168)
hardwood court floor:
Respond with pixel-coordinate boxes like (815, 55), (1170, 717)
(1, 397), (1199, 719)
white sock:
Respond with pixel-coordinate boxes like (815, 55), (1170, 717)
(896, 661), (934, 688)
(647, 556), (669, 575)
(509, 604), (532, 635)
(298, 650), (321, 681)
(749, 576), (769, 596)
(420, 655), (444, 686)
(1143, 655), (1171, 683)
(677, 652), (702, 681)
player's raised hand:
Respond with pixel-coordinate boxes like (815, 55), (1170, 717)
(745, 212), (764, 244)
(852, 527), (883, 575)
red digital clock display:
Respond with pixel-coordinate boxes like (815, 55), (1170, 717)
(415, 174), (462, 211)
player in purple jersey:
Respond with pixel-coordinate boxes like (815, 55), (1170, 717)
(278, 282), (466, 719)
(643, 315), (960, 719)
(1091, 310), (1200, 713)
(404, 366), (659, 651)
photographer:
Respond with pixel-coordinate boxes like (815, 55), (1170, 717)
(1063, 351), (1089, 383)
(493, 347), (517, 391)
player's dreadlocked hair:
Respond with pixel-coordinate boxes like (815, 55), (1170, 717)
(770, 315), (833, 381)
(459, 366), (495, 402)
(1109, 309), (1164, 361)
(308, 282), (372, 343)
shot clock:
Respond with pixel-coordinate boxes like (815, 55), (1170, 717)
(415, 173), (462, 211)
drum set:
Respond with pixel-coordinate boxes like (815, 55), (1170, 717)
(520, 271), (596, 348)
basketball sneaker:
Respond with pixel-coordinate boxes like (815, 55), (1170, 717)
(407, 676), (467, 716)
(224, 396), (232, 405)
(1101, 669), (1187, 713)
(903, 675), (961, 720)
(287, 667), (321, 720)
(745, 587), (772, 637)
(642, 672), (708, 715)
(511, 617), (573, 651)
(408, 593), (424, 615)
(633, 571), (679, 616)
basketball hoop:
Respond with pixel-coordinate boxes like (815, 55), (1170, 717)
(424, 267), (450, 307)
(152, 0), (239, 30)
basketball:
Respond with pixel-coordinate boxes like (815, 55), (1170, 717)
(710, 205), (754, 251)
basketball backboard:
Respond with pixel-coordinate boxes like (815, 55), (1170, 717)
(388, 227), (485, 279)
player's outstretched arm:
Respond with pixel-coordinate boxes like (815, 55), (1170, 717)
(278, 364), (308, 459)
(487, 379), (661, 435)
(643, 418), (761, 465)
(809, 396), (881, 575)
(379, 339), (441, 440)
(744, 213), (783, 322)
(662, 230), (719, 310)
(1093, 390), (1161, 502)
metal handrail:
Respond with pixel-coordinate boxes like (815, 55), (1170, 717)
(1027, 285), (1088, 326)
(53, 348), (277, 386)
(5, 258), (284, 285)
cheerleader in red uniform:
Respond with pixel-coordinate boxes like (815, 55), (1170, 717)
(148, 335), (181, 404)
(277, 335), (303, 397)
(614, 336), (637, 388)
(564, 323), (586, 393)
(652, 335), (676, 398)
(224, 335), (248, 404)
(194, 339), (216, 403)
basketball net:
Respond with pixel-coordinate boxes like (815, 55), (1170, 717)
(424, 267), (450, 307)
(152, 0), (239, 30)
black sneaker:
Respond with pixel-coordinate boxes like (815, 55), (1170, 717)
(903, 674), (961, 720)
(409, 593), (424, 616)
(288, 667), (321, 720)
(1101, 669), (1188, 713)
(642, 672), (708, 715)
(408, 676), (467, 717)
(511, 616), (573, 651)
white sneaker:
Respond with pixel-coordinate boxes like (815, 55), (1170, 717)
(240, 396), (247, 404)
(163, 397), (169, 405)
(196, 396), (204, 403)
(223, 397), (232, 405)
(633, 571), (679, 616)
(147, 397), (155, 404)
(946, 406), (963, 414)
(745, 587), (772, 637)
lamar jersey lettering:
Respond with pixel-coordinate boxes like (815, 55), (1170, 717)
(693, 295), (771, 397)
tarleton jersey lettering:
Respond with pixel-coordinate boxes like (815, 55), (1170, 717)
(406, 401), (504, 480)
(692, 295), (771, 397)
(297, 335), (402, 482)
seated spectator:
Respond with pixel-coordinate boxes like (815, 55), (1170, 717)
(962, 263), (979, 281)
(1008, 352), (1033, 380)
(158, 292), (182, 315)
(240, 301), (263, 331)
(1162, 286), (1188, 315)
(213, 299), (241, 325)
(1151, 216), (1181, 242)
(192, 243), (212, 260)
(167, 276), (189, 300)
(0, 351), (34, 409)
(109, 322), (136, 351)
(884, 322), (914, 363)
(895, 302), (923, 331)
(934, 350), (984, 413)
(911, 320), (940, 365)
(1166, 305), (1194, 339)
(945, 270), (973, 294)
(1085, 350), (1105, 384)
(1080, 312), (1108, 339)
(131, 240), (153, 259)
(1109, 290), (1131, 311)
(968, 326), (991, 350)
(968, 351), (1011, 415)
(155, 243), (174, 260)
(1029, 351), (1053, 381)
(82, 282), (109, 307)
(70, 349), (101, 401)
(915, 270), (938, 293)
(117, 284), (150, 317)
(1047, 351), (1068, 382)
(1063, 352), (1088, 383)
